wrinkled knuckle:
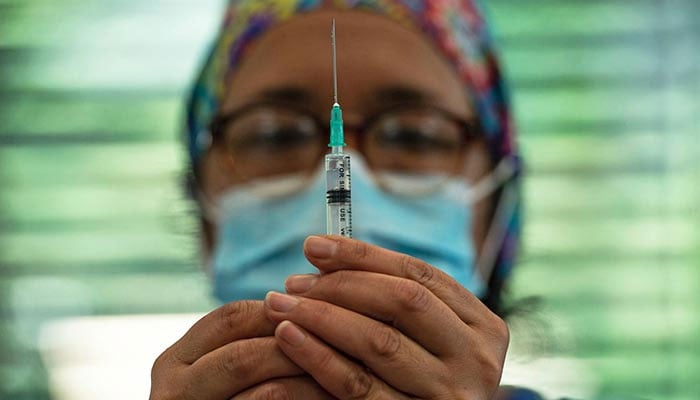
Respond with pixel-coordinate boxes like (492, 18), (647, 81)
(395, 279), (431, 314)
(342, 368), (373, 399)
(219, 300), (256, 331)
(314, 346), (336, 372)
(219, 340), (257, 379)
(218, 350), (244, 379)
(304, 300), (332, 327)
(483, 314), (510, 349)
(369, 325), (402, 360)
(326, 270), (352, 295)
(347, 239), (370, 261)
(478, 351), (505, 391)
(150, 350), (185, 400)
(254, 381), (291, 400)
(484, 362), (504, 391)
(150, 353), (193, 400)
(493, 316), (510, 343)
(403, 256), (435, 286)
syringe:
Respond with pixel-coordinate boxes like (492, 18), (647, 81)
(325, 19), (352, 237)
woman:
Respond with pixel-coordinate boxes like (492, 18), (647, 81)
(150, 0), (529, 398)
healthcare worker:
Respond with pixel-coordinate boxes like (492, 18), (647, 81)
(150, 0), (533, 399)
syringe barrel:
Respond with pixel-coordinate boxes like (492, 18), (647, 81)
(325, 152), (352, 237)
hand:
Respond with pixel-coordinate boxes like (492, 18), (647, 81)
(149, 300), (332, 399)
(263, 235), (510, 400)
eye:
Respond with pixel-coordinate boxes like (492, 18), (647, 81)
(227, 115), (318, 152)
(364, 111), (465, 175)
(374, 118), (460, 153)
(380, 128), (456, 151)
(242, 127), (315, 149)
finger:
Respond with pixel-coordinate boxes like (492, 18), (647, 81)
(304, 235), (493, 325)
(286, 270), (469, 356)
(274, 321), (412, 400)
(265, 292), (444, 397)
(169, 300), (276, 364)
(231, 376), (333, 400)
(185, 336), (304, 399)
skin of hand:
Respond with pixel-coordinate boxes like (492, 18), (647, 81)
(149, 234), (508, 400)
(149, 300), (334, 399)
(259, 235), (510, 400)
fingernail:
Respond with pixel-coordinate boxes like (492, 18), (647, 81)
(285, 274), (318, 293)
(305, 236), (337, 259)
(265, 291), (299, 313)
(277, 321), (306, 347)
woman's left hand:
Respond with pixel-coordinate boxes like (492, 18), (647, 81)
(263, 235), (510, 400)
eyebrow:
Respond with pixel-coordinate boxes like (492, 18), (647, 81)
(257, 86), (314, 103)
(373, 85), (435, 106)
(252, 84), (442, 113)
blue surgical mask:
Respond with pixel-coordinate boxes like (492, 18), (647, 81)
(208, 153), (487, 303)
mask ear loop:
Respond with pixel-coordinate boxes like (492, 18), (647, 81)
(473, 158), (520, 289)
(196, 187), (223, 224)
(464, 155), (517, 204)
(476, 181), (518, 284)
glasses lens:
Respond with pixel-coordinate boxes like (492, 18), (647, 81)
(365, 108), (465, 195)
(220, 106), (324, 182)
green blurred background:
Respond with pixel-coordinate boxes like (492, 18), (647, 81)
(0, 0), (698, 398)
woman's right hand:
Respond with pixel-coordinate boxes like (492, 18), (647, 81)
(149, 300), (332, 399)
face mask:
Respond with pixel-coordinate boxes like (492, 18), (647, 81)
(207, 152), (510, 303)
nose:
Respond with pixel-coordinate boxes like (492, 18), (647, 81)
(343, 127), (360, 149)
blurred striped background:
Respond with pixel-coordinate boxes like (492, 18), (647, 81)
(0, 0), (698, 398)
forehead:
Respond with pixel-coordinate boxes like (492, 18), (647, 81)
(222, 9), (471, 118)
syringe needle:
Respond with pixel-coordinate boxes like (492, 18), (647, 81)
(329, 18), (345, 150)
(332, 18), (338, 105)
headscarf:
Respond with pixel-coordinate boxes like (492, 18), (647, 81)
(184, 0), (523, 313)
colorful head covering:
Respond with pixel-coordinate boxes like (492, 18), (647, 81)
(185, 0), (523, 314)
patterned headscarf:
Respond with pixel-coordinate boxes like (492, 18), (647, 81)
(185, 0), (523, 313)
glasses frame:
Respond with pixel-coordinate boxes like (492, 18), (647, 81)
(209, 100), (484, 181)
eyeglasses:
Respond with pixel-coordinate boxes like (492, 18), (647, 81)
(210, 101), (482, 195)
